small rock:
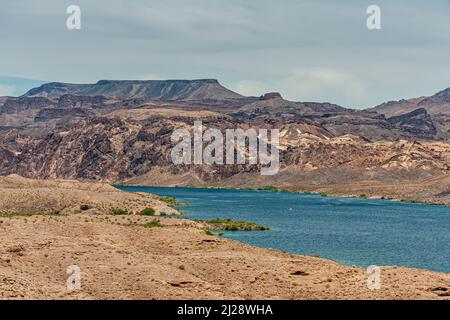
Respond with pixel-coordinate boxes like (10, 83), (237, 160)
(291, 270), (309, 276)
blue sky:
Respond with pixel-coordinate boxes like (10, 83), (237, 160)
(1, 0), (450, 108)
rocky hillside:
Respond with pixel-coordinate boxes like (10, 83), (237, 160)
(372, 88), (450, 117)
(0, 109), (448, 186)
(0, 79), (449, 188)
(231, 93), (440, 140)
(370, 88), (450, 139)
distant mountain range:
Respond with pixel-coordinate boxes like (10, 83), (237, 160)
(0, 78), (444, 140)
(370, 88), (450, 116)
(0, 78), (449, 186)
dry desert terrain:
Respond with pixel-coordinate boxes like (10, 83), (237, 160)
(0, 175), (449, 300)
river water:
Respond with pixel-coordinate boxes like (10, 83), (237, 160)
(118, 186), (450, 273)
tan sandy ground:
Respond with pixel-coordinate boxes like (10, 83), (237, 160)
(0, 174), (179, 215)
(292, 175), (450, 205)
(0, 176), (449, 300)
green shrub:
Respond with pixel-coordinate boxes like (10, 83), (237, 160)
(141, 220), (162, 228)
(198, 218), (270, 231)
(158, 196), (190, 207)
(401, 199), (417, 203)
(110, 208), (129, 215)
(224, 225), (240, 231)
(257, 185), (279, 192)
(204, 230), (224, 236)
(122, 220), (162, 228)
(0, 210), (62, 217)
(139, 207), (156, 216)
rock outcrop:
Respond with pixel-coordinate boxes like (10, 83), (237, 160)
(260, 92), (283, 100)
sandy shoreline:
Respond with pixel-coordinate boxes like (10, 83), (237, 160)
(1, 175), (449, 300)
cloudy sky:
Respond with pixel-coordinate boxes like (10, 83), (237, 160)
(1, 0), (450, 108)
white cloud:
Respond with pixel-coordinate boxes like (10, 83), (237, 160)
(282, 68), (367, 106)
(231, 68), (367, 107)
(229, 80), (271, 97)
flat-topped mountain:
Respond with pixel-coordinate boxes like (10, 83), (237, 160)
(371, 88), (450, 117)
(23, 79), (244, 101)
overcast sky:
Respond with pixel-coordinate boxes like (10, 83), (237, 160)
(1, 0), (450, 108)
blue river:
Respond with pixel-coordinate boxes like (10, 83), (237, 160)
(117, 186), (450, 273)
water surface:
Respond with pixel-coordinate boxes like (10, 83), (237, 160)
(118, 186), (450, 273)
